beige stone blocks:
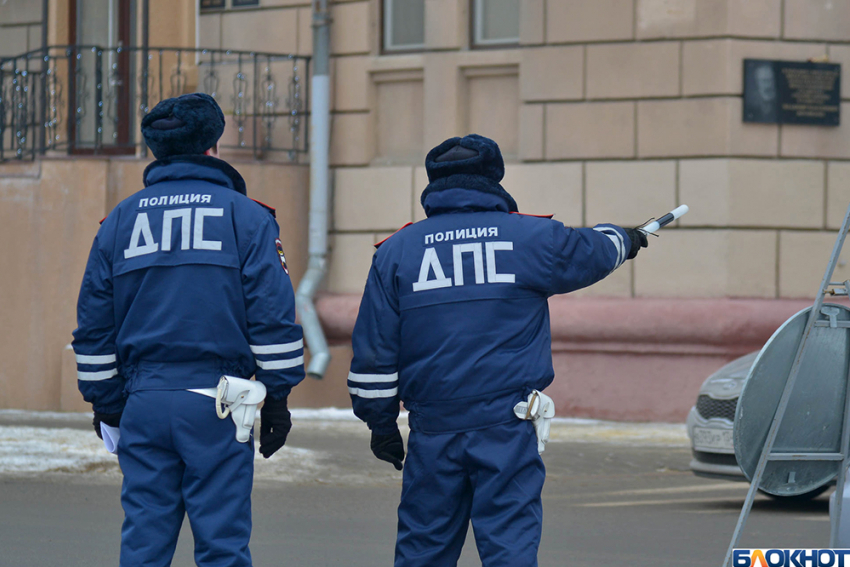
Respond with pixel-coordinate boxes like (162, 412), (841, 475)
(779, 231), (850, 298)
(0, 0), (42, 24)
(520, 46), (583, 102)
(637, 97), (778, 157)
(466, 71), (520, 158)
(586, 161), (677, 227)
(327, 233), (376, 293)
(375, 74), (425, 164)
(221, 7), (298, 54)
(572, 262), (634, 297)
(297, 7), (313, 55)
(829, 45), (850, 103)
(586, 42), (680, 100)
(425, 0), (463, 49)
(413, 166), (429, 222)
(331, 113), (374, 166)
(682, 40), (827, 96)
(781, 105), (850, 159)
(827, 162), (850, 230)
(519, 0), (545, 45)
(680, 159), (825, 228)
(198, 14), (221, 50)
(334, 167), (413, 231)
(333, 56), (370, 112)
(635, 229), (777, 298)
(636, 0), (781, 39)
(0, 25), (27, 57)
(784, 0), (850, 41)
(546, 102), (635, 160)
(331, 1), (370, 55)
(547, 0), (634, 43)
(502, 163), (583, 225)
(727, 0), (782, 37)
(519, 104), (545, 161)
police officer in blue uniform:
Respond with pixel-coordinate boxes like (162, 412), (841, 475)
(348, 134), (648, 567)
(72, 93), (304, 566)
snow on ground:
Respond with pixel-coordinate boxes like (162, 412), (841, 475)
(0, 409), (688, 478)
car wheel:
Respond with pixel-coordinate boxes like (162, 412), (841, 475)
(759, 485), (829, 501)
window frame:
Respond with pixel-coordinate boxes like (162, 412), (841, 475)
(471, 0), (520, 48)
(383, 0), (427, 53)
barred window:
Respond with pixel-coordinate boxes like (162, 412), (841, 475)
(473, 0), (519, 46)
(384, 0), (426, 51)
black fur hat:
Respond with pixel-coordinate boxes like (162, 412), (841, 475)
(422, 134), (518, 212)
(141, 93), (225, 159)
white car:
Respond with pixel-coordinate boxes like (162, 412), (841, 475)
(686, 351), (831, 500)
(686, 352), (757, 480)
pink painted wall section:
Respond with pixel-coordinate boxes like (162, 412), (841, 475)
(314, 295), (815, 422)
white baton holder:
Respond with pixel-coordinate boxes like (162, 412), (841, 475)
(189, 376), (267, 443)
(513, 390), (556, 454)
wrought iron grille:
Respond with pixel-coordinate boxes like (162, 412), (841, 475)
(0, 46), (310, 163)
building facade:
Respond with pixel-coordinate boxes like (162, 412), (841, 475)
(1, 0), (849, 420)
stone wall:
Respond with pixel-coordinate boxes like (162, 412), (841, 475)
(299, 0), (850, 301)
(0, 157), (308, 411)
(0, 0), (43, 57)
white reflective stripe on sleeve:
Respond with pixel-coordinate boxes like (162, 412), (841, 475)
(74, 353), (117, 365)
(249, 339), (304, 355)
(77, 368), (119, 381)
(255, 356), (304, 370)
(348, 387), (398, 399)
(348, 371), (399, 384)
(593, 227), (625, 267)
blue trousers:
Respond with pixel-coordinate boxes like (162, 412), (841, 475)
(117, 390), (255, 567)
(395, 420), (545, 567)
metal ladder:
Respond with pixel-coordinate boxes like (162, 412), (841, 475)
(722, 201), (850, 566)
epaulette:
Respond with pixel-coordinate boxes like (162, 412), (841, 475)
(251, 198), (276, 218)
(375, 222), (413, 249)
(510, 211), (554, 219)
(99, 217), (106, 225)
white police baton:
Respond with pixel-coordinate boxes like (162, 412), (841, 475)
(638, 205), (689, 235)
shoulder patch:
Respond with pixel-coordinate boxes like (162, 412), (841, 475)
(374, 222), (413, 249)
(252, 198), (276, 218)
(510, 211), (554, 219)
(275, 238), (289, 274)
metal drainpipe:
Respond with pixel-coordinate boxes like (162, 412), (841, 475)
(295, 0), (332, 379)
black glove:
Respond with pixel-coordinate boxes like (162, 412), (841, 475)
(623, 228), (649, 260)
(92, 411), (122, 440)
(260, 396), (291, 459)
(370, 428), (405, 471)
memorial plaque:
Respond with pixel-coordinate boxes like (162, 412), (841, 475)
(232, 0), (260, 6)
(743, 59), (841, 126)
(200, 0), (225, 10)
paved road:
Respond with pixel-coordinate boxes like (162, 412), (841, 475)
(0, 413), (831, 567)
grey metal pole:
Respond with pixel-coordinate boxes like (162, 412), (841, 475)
(295, 0), (332, 379)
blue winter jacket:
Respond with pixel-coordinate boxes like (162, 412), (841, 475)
(73, 156), (305, 414)
(348, 188), (632, 435)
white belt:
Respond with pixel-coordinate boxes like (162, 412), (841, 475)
(513, 390), (556, 454)
(189, 375), (267, 443)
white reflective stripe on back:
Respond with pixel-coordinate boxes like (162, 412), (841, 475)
(255, 356), (304, 370)
(593, 227), (625, 267)
(77, 368), (119, 381)
(348, 387), (398, 399)
(74, 353), (117, 365)
(348, 372), (399, 384)
(249, 339), (304, 355)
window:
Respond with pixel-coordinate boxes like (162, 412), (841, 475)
(384, 0), (425, 51)
(473, 0), (519, 46)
